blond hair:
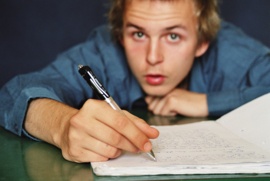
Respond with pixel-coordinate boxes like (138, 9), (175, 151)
(108, 0), (220, 44)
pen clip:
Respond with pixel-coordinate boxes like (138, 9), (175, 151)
(78, 65), (110, 99)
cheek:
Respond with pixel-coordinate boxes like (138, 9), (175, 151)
(125, 41), (146, 56)
(124, 42), (146, 70)
(165, 47), (195, 79)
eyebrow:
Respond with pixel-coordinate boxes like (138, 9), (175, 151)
(125, 23), (144, 30)
(125, 22), (187, 32)
(166, 25), (187, 31)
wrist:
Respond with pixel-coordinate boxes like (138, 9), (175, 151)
(199, 94), (208, 117)
(52, 105), (78, 149)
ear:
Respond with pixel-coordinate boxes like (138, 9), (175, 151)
(195, 41), (209, 57)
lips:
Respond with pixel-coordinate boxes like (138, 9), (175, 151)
(145, 74), (165, 85)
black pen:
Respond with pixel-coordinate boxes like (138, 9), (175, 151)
(78, 64), (156, 161)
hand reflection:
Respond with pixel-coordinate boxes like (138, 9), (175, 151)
(130, 109), (207, 126)
(147, 113), (206, 126)
(24, 142), (92, 181)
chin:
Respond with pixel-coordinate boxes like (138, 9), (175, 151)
(143, 86), (171, 97)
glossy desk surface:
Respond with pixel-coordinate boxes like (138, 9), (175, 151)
(1, 110), (270, 181)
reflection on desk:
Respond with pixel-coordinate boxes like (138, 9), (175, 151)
(1, 109), (270, 181)
(0, 127), (91, 181)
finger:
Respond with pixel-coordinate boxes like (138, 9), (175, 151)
(78, 100), (139, 152)
(158, 97), (178, 116)
(64, 150), (109, 163)
(147, 97), (160, 112)
(123, 111), (159, 139)
(152, 98), (167, 115)
(66, 147), (119, 163)
(85, 119), (139, 153)
(80, 135), (123, 160)
(164, 111), (177, 116)
(110, 113), (152, 152)
(147, 97), (167, 115)
(145, 96), (154, 104)
(150, 94), (178, 116)
(64, 127), (122, 162)
(85, 100), (152, 153)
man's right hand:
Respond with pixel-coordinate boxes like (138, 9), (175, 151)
(25, 98), (159, 163)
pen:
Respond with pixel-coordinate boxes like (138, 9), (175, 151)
(78, 64), (156, 161)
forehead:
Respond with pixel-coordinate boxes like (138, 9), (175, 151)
(125, 0), (196, 16)
(124, 0), (198, 29)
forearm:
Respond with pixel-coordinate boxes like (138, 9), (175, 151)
(24, 98), (78, 148)
(145, 89), (208, 117)
(207, 87), (270, 116)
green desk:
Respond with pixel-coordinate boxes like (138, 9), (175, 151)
(1, 110), (270, 181)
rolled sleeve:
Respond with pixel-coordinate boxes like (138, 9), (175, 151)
(207, 86), (270, 116)
(1, 78), (64, 138)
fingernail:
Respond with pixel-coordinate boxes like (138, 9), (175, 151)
(144, 141), (152, 151)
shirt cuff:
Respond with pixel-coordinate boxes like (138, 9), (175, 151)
(22, 128), (41, 141)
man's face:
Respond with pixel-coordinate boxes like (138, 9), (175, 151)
(122, 0), (208, 96)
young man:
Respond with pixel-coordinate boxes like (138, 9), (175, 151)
(1, 0), (270, 163)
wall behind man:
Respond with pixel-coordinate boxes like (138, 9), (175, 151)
(0, 0), (270, 87)
(219, 0), (270, 47)
(0, 0), (108, 87)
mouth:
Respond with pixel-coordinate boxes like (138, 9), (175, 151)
(145, 74), (165, 85)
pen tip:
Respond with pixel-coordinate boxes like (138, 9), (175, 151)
(146, 150), (157, 162)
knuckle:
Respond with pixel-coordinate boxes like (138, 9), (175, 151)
(84, 99), (96, 107)
(148, 104), (153, 111)
(62, 147), (80, 162)
(83, 99), (103, 112)
(130, 130), (147, 146)
(62, 134), (83, 162)
(153, 109), (160, 115)
(67, 127), (79, 143)
(69, 114), (82, 129)
(62, 151), (71, 161)
(67, 144), (80, 158)
(110, 133), (122, 146)
(106, 147), (121, 158)
(114, 115), (129, 129)
(167, 95), (176, 105)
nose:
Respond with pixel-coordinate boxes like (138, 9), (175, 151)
(146, 39), (163, 65)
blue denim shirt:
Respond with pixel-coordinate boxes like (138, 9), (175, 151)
(1, 21), (270, 138)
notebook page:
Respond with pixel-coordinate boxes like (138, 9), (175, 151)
(91, 122), (270, 176)
(217, 93), (270, 151)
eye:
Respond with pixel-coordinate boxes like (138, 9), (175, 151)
(133, 31), (145, 40)
(168, 33), (180, 42)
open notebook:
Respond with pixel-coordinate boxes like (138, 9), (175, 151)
(91, 93), (270, 176)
